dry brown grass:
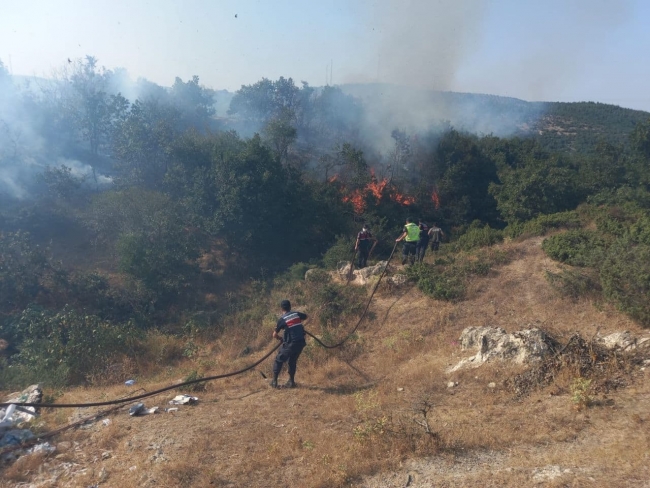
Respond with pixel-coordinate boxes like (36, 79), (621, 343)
(2, 236), (649, 487)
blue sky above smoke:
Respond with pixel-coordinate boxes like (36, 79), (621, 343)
(1, 0), (649, 111)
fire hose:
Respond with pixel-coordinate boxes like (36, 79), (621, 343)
(0, 241), (399, 409)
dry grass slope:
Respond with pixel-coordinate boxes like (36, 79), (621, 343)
(2, 237), (649, 487)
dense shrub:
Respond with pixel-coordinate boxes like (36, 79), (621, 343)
(322, 235), (356, 270)
(407, 264), (466, 301)
(305, 281), (366, 328)
(0, 305), (137, 386)
(504, 211), (581, 239)
(542, 230), (608, 267)
(118, 228), (200, 297)
(545, 268), (601, 301)
(452, 222), (503, 251)
(600, 241), (650, 327)
(0, 231), (50, 313)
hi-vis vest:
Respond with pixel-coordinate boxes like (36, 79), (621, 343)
(405, 222), (420, 242)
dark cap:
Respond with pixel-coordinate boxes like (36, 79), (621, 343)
(280, 299), (291, 311)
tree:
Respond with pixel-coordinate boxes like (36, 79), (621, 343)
(489, 155), (580, 223)
(263, 109), (297, 165)
(63, 56), (129, 183)
(427, 130), (499, 226)
(578, 141), (626, 194)
(112, 99), (180, 189)
(170, 75), (216, 130)
(228, 77), (300, 124)
(87, 188), (202, 298)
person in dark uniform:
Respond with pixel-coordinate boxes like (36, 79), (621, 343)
(428, 223), (445, 252)
(271, 300), (308, 388)
(396, 217), (420, 265)
(355, 223), (377, 269)
(416, 219), (430, 263)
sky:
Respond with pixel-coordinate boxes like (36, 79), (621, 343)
(1, 0), (650, 111)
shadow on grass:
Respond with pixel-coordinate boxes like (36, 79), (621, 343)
(304, 380), (382, 395)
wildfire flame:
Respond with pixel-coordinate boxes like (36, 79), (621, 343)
(431, 190), (440, 210)
(337, 169), (417, 214)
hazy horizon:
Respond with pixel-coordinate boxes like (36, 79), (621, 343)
(2, 0), (650, 111)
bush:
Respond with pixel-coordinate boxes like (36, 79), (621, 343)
(64, 271), (154, 323)
(542, 230), (608, 267)
(118, 228), (200, 298)
(0, 231), (50, 313)
(504, 211), (581, 239)
(322, 235), (356, 270)
(0, 305), (137, 385)
(600, 241), (650, 327)
(545, 268), (601, 301)
(286, 262), (313, 281)
(406, 264), (466, 301)
(452, 222), (503, 251)
(305, 281), (366, 328)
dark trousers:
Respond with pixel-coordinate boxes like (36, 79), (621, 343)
(273, 341), (306, 378)
(402, 241), (418, 264)
(416, 239), (429, 262)
(357, 245), (370, 268)
(430, 241), (440, 252)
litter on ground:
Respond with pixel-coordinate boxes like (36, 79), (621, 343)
(168, 395), (199, 405)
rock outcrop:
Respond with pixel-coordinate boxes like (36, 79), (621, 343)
(448, 326), (554, 372)
(337, 261), (389, 285)
(598, 331), (650, 351)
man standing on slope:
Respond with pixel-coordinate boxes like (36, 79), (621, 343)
(396, 217), (420, 265)
(271, 300), (308, 388)
(428, 223), (445, 252)
(416, 218), (430, 263)
(355, 223), (377, 269)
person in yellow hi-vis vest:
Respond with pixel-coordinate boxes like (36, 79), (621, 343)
(395, 217), (420, 265)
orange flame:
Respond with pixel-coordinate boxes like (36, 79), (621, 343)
(342, 190), (366, 213)
(392, 193), (416, 206)
(431, 191), (440, 210)
(334, 169), (417, 213)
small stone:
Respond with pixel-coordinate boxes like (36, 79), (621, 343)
(101, 451), (111, 460)
(129, 465), (137, 471)
(397, 388), (404, 392)
(98, 467), (108, 482)
(488, 382), (496, 389)
(447, 381), (456, 388)
(56, 441), (72, 452)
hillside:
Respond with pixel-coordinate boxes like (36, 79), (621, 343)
(340, 83), (650, 152)
(3, 236), (649, 487)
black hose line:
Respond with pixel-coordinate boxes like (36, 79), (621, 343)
(1, 241), (399, 409)
(0, 342), (281, 408)
(306, 241), (398, 349)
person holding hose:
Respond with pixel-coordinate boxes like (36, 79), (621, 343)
(396, 217), (420, 265)
(271, 300), (308, 388)
(355, 223), (377, 269)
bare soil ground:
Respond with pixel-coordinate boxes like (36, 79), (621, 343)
(2, 237), (649, 487)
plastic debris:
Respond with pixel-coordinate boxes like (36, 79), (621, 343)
(168, 394), (199, 405)
(165, 407), (179, 413)
(102, 418), (112, 426)
(129, 403), (145, 416)
(28, 442), (56, 454)
(2, 385), (42, 424)
(0, 404), (17, 430)
(0, 429), (35, 447)
(124, 379), (136, 386)
(129, 403), (159, 416)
